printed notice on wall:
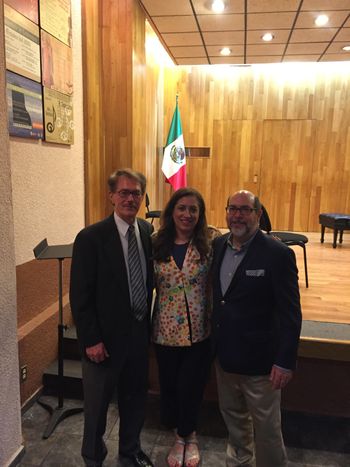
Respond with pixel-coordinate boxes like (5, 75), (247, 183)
(4, 0), (39, 24)
(39, 0), (72, 47)
(41, 30), (73, 96)
(43, 87), (74, 145)
(4, 4), (41, 82)
(6, 71), (44, 139)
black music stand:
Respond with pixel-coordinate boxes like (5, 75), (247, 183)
(33, 238), (83, 439)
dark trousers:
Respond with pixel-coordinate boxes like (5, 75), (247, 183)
(81, 320), (149, 465)
(155, 338), (211, 438)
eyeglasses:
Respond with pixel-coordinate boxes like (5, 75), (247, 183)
(116, 189), (142, 199)
(225, 205), (257, 215)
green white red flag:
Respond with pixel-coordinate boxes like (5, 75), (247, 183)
(162, 97), (187, 190)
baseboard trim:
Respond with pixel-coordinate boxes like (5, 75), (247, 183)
(6, 445), (25, 467)
(21, 386), (43, 414)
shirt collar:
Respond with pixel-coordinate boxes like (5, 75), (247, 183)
(113, 212), (137, 238)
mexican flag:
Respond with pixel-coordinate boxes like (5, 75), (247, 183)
(162, 98), (187, 190)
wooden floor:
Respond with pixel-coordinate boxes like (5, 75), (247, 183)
(292, 232), (350, 325)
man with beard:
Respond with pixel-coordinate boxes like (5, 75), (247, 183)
(70, 168), (154, 467)
(211, 190), (302, 467)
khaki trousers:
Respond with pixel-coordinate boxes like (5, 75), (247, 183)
(215, 361), (288, 467)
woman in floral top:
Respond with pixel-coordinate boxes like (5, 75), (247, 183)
(152, 188), (214, 467)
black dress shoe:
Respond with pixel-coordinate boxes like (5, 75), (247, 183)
(119, 450), (154, 467)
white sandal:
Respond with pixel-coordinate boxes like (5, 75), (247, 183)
(184, 435), (200, 467)
(167, 437), (185, 467)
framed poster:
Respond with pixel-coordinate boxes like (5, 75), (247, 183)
(4, 0), (39, 24)
(6, 71), (44, 139)
(39, 0), (72, 46)
(4, 4), (41, 82)
(41, 30), (73, 96)
(43, 87), (74, 145)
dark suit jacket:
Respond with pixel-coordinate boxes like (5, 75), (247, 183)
(69, 214), (153, 360)
(212, 229), (302, 376)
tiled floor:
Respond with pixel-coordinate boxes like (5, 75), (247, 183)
(19, 395), (350, 466)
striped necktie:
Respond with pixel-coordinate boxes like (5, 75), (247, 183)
(128, 224), (147, 320)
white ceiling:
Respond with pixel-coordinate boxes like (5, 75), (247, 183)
(139, 0), (350, 65)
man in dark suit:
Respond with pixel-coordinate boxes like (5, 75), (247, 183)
(212, 190), (302, 467)
(70, 168), (154, 467)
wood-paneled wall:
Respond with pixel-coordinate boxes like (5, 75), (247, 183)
(82, 2), (350, 231)
(163, 65), (350, 230)
(144, 22), (168, 214)
(82, 0), (148, 224)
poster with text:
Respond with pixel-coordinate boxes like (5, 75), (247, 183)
(4, 0), (39, 24)
(41, 30), (73, 96)
(43, 87), (74, 145)
(4, 4), (41, 82)
(6, 71), (43, 139)
(40, 0), (72, 46)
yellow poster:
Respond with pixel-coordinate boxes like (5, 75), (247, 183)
(40, 0), (72, 46)
(44, 87), (74, 145)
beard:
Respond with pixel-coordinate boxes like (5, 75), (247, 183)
(230, 222), (248, 237)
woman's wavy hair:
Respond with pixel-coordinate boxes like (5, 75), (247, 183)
(153, 187), (209, 262)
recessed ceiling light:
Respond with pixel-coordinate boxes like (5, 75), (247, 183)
(220, 47), (231, 56)
(212, 0), (225, 14)
(262, 33), (274, 42)
(342, 45), (350, 51)
(315, 14), (329, 26)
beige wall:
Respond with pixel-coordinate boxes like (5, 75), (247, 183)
(0, 2), (23, 465)
(10, 0), (85, 266)
(1, 0), (84, 459)
(7, 1), (85, 407)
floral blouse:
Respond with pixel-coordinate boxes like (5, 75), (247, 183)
(152, 242), (212, 346)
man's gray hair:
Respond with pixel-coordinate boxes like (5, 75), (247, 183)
(108, 168), (146, 194)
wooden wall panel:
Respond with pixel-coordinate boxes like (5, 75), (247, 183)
(259, 120), (316, 231)
(132, 1), (146, 217)
(308, 71), (350, 230)
(207, 120), (263, 227)
(82, 0), (105, 225)
(82, 0), (147, 224)
(309, 113), (350, 231)
(144, 23), (168, 215)
(162, 65), (350, 230)
(82, 8), (350, 232)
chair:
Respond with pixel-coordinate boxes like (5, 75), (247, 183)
(259, 205), (309, 288)
(145, 193), (161, 224)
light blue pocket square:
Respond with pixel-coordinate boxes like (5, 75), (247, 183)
(246, 269), (265, 277)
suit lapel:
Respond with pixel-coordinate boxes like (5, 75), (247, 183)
(214, 234), (230, 271)
(103, 215), (130, 299)
(224, 250), (249, 297)
(213, 234), (229, 297)
(137, 219), (150, 260)
(137, 219), (154, 304)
